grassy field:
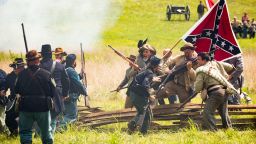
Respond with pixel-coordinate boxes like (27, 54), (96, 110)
(0, 0), (256, 144)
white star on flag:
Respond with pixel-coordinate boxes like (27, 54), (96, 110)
(221, 41), (226, 47)
(192, 37), (197, 42)
(206, 31), (211, 36)
(229, 46), (234, 51)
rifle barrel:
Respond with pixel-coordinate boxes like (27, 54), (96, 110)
(21, 23), (28, 53)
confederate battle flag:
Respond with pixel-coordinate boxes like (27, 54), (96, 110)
(182, 0), (242, 61)
(206, 0), (215, 9)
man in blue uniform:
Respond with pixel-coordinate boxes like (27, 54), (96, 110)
(61, 54), (87, 127)
(15, 50), (55, 144)
(127, 56), (161, 134)
(0, 69), (8, 134)
(40, 44), (70, 134)
(4, 58), (25, 136)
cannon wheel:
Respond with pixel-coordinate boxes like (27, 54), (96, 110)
(166, 5), (172, 21)
(185, 5), (190, 21)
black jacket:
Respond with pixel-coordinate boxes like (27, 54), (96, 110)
(15, 65), (55, 112)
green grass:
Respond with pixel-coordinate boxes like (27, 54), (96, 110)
(1, 0), (256, 143)
(102, 0), (256, 54)
(1, 125), (255, 144)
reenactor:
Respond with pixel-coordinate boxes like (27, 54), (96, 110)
(40, 44), (70, 134)
(54, 47), (67, 64)
(127, 56), (161, 134)
(15, 50), (55, 144)
(194, 52), (237, 130)
(225, 55), (251, 104)
(116, 55), (137, 108)
(158, 49), (178, 104)
(135, 44), (156, 70)
(60, 54), (87, 126)
(0, 69), (8, 134)
(156, 43), (197, 103)
(4, 58), (25, 136)
(197, 1), (206, 20)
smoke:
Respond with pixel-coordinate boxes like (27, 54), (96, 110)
(0, 0), (115, 53)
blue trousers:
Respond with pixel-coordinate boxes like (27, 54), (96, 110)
(59, 93), (79, 128)
(129, 91), (152, 134)
(19, 111), (53, 144)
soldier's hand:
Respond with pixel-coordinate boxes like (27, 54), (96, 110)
(186, 61), (193, 70)
(133, 64), (141, 71)
(63, 96), (69, 101)
(228, 75), (232, 81)
(152, 77), (161, 82)
(116, 86), (121, 92)
(0, 90), (6, 97)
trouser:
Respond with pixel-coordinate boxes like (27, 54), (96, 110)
(50, 110), (59, 135)
(124, 95), (133, 108)
(202, 88), (231, 131)
(19, 111), (53, 144)
(129, 91), (152, 134)
(198, 13), (203, 20)
(156, 81), (190, 103)
(5, 104), (18, 136)
(59, 93), (79, 128)
(0, 106), (9, 134)
(158, 95), (178, 105)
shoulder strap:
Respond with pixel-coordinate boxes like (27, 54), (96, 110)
(50, 61), (57, 74)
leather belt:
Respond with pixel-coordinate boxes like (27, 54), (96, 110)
(207, 85), (225, 94)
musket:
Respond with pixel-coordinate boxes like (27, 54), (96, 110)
(156, 57), (198, 95)
(21, 23), (28, 53)
(108, 45), (140, 71)
(177, 92), (198, 110)
(80, 43), (90, 108)
(110, 86), (128, 93)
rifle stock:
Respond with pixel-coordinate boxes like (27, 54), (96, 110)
(108, 45), (140, 71)
(156, 57), (198, 95)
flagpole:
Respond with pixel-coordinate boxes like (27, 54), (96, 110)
(161, 39), (182, 59)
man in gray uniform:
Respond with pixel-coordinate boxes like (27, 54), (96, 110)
(225, 55), (244, 104)
(194, 52), (237, 130)
(116, 55), (137, 108)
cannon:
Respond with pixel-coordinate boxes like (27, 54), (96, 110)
(166, 5), (190, 21)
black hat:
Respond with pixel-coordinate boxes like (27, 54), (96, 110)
(149, 56), (161, 67)
(66, 54), (76, 67)
(9, 58), (25, 68)
(41, 44), (53, 55)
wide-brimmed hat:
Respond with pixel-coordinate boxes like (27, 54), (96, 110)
(54, 47), (67, 56)
(180, 42), (196, 51)
(139, 44), (157, 55)
(127, 55), (136, 61)
(9, 58), (25, 68)
(26, 50), (41, 61)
